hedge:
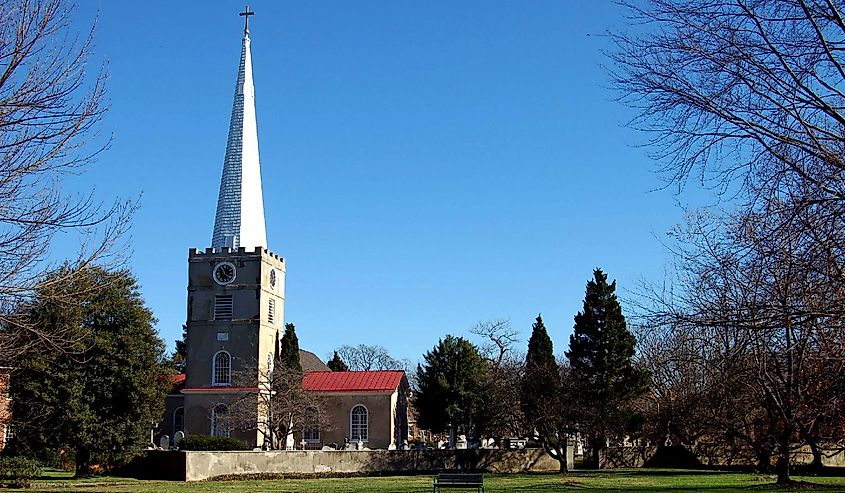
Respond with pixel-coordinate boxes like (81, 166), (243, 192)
(178, 435), (250, 451)
(0, 456), (42, 488)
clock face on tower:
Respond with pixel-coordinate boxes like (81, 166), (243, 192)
(213, 262), (236, 285)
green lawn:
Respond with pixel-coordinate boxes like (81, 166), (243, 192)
(14, 469), (845, 492)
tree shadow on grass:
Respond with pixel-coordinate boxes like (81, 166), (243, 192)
(509, 470), (845, 492)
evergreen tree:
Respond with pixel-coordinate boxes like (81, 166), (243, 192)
(171, 324), (188, 372)
(565, 268), (649, 467)
(327, 351), (348, 371)
(277, 323), (301, 373)
(9, 267), (171, 477)
(521, 315), (575, 473)
(414, 336), (488, 438)
(522, 314), (558, 422)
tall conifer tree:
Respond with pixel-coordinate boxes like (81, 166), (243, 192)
(277, 323), (302, 373)
(566, 268), (648, 467)
(521, 314), (574, 473)
(327, 351), (349, 371)
(522, 315), (558, 423)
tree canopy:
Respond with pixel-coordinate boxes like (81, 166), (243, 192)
(414, 335), (488, 437)
(0, 0), (133, 367)
(522, 315), (574, 473)
(334, 344), (406, 371)
(277, 323), (301, 373)
(611, 0), (845, 482)
(8, 267), (171, 477)
(566, 269), (648, 466)
(522, 315), (558, 424)
(327, 351), (348, 371)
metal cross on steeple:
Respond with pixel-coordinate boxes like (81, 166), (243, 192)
(240, 6), (254, 34)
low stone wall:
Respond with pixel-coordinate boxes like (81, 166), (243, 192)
(601, 444), (845, 469)
(177, 448), (569, 481)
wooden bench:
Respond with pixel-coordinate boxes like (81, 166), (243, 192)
(433, 472), (484, 493)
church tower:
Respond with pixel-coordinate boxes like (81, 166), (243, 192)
(181, 8), (284, 447)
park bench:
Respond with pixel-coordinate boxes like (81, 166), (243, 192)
(433, 472), (484, 492)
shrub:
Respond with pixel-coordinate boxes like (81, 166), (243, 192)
(178, 435), (250, 451)
(0, 456), (42, 488)
(644, 445), (701, 468)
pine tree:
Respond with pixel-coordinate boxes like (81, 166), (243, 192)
(565, 268), (649, 467)
(171, 324), (188, 372)
(522, 315), (558, 423)
(521, 314), (573, 473)
(327, 351), (348, 371)
(277, 323), (301, 373)
(414, 336), (488, 437)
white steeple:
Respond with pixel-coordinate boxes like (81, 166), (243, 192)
(212, 7), (267, 250)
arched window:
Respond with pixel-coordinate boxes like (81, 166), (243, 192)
(212, 351), (231, 386)
(173, 407), (185, 434)
(211, 404), (230, 437)
(350, 405), (368, 442)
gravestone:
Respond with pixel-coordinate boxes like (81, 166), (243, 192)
(456, 434), (467, 449)
(173, 431), (185, 445)
(159, 435), (170, 449)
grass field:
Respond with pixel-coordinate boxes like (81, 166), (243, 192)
(11, 469), (845, 492)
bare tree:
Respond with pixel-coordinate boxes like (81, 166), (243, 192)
(611, 0), (845, 205)
(635, 202), (845, 482)
(470, 318), (519, 367)
(612, 1), (845, 483)
(334, 344), (408, 371)
(227, 364), (329, 450)
(632, 309), (777, 468)
(470, 319), (524, 439)
(0, 0), (133, 366)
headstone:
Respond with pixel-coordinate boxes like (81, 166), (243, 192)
(173, 431), (185, 445)
(159, 435), (170, 449)
(456, 434), (467, 449)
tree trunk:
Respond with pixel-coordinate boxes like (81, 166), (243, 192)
(808, 439), (824, 471)
(74, 448), (92, 478)
(591, 435), (606, 469)
(557, 441), (570, 475)
(755, 447), (772, 472)
(540, 435), (570, 474)
(775, 442), (791, 485)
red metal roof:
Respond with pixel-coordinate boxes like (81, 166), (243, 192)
(161, 373), (186, 393)
(302, 371), (405, 393)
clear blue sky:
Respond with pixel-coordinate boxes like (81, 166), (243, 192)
(61, 1), (689, 365)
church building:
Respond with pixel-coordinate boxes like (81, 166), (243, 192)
(158, 9), (409, 451)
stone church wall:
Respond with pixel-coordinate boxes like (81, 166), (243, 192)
(318, 392), (397, 449)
